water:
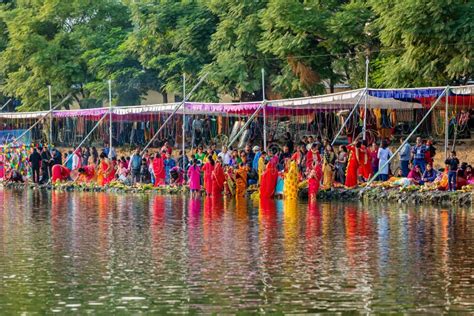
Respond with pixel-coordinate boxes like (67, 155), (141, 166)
(0, 189), (473, 314)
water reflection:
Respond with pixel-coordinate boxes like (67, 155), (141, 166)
(0, 189), (473, 313)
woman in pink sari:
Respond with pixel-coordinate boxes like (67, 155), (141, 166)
(152, 152), (165, 187)
(187, 158), (201, 198)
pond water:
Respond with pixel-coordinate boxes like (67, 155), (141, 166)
(0, 189), (473, 314)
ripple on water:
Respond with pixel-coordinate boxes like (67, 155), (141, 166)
(0, 190), (472, 313)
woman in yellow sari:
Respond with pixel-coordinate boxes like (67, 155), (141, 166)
(322, 144), (336, 189)
(283, 160), (298, 200)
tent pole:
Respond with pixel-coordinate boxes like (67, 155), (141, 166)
(108, 79), (113, 158)
(48, 85), (52, 144)
(0, 98), (12, 111)
(444, 86), (449, 159)
(182, 73), (186, 170)
(363, 86), (449, 190)
(362, 57), (369, 141)
(262, 68), (267, 151)
(141, 73), (208, 156)
(331, 89), (366, 146)
(16, 94), (72, 142)
(63, 112), (109, 167)
(227, 101), (265, 149)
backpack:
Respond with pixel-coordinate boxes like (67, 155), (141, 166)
(131, 154), (141, 170)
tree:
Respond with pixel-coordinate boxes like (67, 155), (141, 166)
(370, 0), (474, 87)
(0, 0), (133, 111)
(325, 0), (379, 89)
(259, 0), (341, 97)
(203, 0), (270, 101)
(125, 0), (218, 102)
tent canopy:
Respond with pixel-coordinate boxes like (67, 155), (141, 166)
(0, 85), (472, 120)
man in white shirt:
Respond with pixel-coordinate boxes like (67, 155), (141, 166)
(71, 149), (81, 170)
(218, 146), (231, 165)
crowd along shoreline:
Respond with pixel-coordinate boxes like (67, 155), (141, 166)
(1, 182), (472, 207)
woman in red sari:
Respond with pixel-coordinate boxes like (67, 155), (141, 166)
(153, 152), (165, 187)
(212, 160), (225, 196)
(77, 165), (96, 183)
(358, 142), (372, 181)
(308, 157), (323, 200)
(202, 156), (215, 196)
(105, 157), (117, 184)
(260, 160), (278, 199)
(345, 141), (361, 188)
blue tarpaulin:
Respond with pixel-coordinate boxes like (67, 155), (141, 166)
(0, 129), (31, 146)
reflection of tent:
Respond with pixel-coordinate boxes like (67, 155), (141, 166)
(2, 85), (473, 120)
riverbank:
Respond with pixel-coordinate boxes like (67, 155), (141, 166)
(313, 187), (473, 206)
(1, 182), (472, 206)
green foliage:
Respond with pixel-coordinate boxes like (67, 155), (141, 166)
(370, 0), (474, 87)
(126, 0), (218, 102)
(204, 0), (269, 101)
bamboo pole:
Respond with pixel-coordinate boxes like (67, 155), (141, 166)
(182, 73), (186, 170)
(227, 101), (266, 148)
(362, 57), (369, 141)
(444, 87), (449, 159)
(262, 68), (267, 151)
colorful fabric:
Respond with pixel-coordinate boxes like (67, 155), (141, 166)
(211, 162), (225, 196)
(187, 165), (201, 190)
(153, 157), (165, 187)
(235, 166), (248, 197)
(345, 145), (359, 188)
(202, 161), (214, 196)
(284, 161), (298, 200)
(51, 165), (70, 183)
(260, 161), (278, 199)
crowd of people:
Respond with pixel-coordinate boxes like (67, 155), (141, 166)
(0, 134), (473, 198)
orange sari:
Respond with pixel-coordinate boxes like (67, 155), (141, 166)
(235, 166), (248, 198)
(97, 160), (110, 186)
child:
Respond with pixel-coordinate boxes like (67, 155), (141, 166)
(187, 159), (201, 198)
(140, 158), (151, 184)
(445, 150), (460, 191)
